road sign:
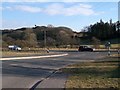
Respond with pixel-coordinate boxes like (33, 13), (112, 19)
(105, 42), (111, 48)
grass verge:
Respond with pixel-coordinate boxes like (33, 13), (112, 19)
(2, 50), (50, 57)
(62, 58), (120, 88)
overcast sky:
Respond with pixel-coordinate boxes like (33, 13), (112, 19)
(1, 0), (119, 32)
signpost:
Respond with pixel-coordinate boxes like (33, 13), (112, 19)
(105, 42), (111, 56)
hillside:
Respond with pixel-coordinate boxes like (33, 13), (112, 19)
(2, 22), (120, 48)
(2, 26), (79, 48)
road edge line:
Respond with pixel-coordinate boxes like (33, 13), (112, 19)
(0, 53), (68, 60)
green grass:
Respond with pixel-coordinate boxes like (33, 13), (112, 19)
(62, 58), (120, 88)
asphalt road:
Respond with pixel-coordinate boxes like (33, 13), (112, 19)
(2, 51), (117, 89)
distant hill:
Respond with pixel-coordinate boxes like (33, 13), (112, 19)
(2, 23), (120, 48)
(2, 26), (81, 48)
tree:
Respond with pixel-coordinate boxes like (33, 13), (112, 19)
(2, 35), (15, 45)
(92, 37), (101, 48)
(23, 29), (38, 47)
(46, 37), (56, 47)
(87, 19), (118, 40)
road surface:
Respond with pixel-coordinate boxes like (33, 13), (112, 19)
(2, 51), (117, 89)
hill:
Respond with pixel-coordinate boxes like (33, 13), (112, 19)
(2, 26), (79, 48)
(2, 22), (120, 48)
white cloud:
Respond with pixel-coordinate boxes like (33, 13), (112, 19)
(94, 11), (105, 15)
(5, 6), (13, 10)
(0, 6), (14, 11)
(2, 0), (51, 2)
(44, 3), (97, 16)
(79, 4), (92, 8)
(2, 0), (17, 2)
(15, 5), (42, 13)
(44, 3), (64, 15)
(0, 7), (3, 11)
(3, 3), (105, 16)
(63, 4), (94, 16)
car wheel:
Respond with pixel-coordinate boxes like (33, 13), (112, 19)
(91, 49), (93, 52)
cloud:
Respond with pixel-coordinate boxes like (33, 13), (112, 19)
(2, 0), (17, 2)
(15, 5), (42, 13)
(64, 4), (94, 16)
(3, 3), (104, 16)
(0, 6), (14, 11)
(2, 0), (51, 2)
(94, 11), (105, 15)
(0, 7), (3, 11)
(44, 3), (64, 15)
(44, 3), (98, 16)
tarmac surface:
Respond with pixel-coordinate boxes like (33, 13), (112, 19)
(1, 51), (117, 89)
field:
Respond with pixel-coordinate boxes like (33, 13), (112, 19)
(62, 57), (120, 88)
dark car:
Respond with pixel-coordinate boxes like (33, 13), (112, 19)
(78, 46), (94, 52)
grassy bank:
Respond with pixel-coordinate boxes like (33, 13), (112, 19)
(62, 58), (120, 88)
(1, 47), (76, 57)
(2, 50), (50, 57)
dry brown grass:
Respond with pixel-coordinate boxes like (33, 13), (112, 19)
(2, 50), (49, 57)
(62, 58), (120, 88)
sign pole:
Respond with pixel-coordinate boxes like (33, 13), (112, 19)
(105, 41), (111, 56)
(108, 46), (110, 56)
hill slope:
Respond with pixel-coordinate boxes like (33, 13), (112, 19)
(2, 26), (78, 48)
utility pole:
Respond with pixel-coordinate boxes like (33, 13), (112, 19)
(105, 41), (111, 56)
(28, 29), (31, 50)
(44, 30), (49, 53)
(115, 21), (120, 32)
(116, 21), (120, 55)
(44, 30), (46, 49)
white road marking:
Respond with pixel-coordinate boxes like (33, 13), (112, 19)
(0, 53), (68, 60)
(10, 64), (18, 66)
